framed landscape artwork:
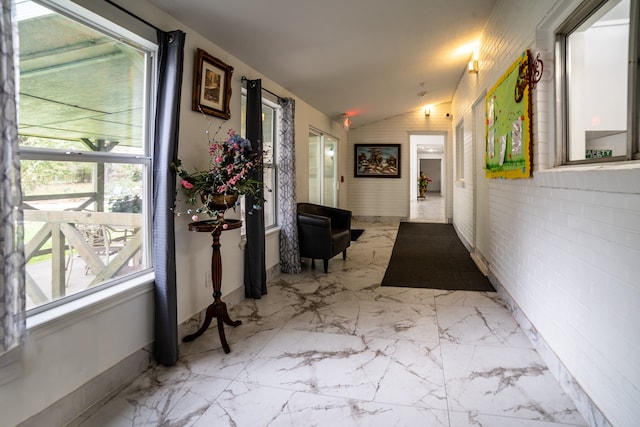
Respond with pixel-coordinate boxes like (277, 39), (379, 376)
(192, 48), (233, 119)
(354, 144), (401, 178)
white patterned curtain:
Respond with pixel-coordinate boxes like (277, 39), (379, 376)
(0, 0), (26, 355)
(277, 98), (301, 273)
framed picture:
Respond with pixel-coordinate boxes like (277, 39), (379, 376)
(354, 144), (401, 178)
(192, 48), (233, 119)
(484, 50), (533, 179)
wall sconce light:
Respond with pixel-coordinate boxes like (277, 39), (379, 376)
(340, 114), (351, 130)
(424, 107), (431, 117)
(468, 59), (479, 74)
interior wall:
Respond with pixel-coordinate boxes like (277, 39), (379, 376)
(420, 159), (441, 192)
(347, 105), (453, 220)
(7, 1), (640, 427)
(1, 1), (346, 425)
(452, 1), (640, 426)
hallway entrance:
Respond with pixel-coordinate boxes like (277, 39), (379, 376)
(409, 133), (446, 223)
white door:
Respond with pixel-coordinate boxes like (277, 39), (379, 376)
(473, 95), (490, 263)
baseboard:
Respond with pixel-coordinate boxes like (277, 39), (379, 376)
(178, 265), (279, 341)
(23, 262), (281, 427)
(470, 251), (489, 276)
(488, 271), (612, 427)
(266, 263), (280, 282)
(352, 215), (407, 223)
(20, 346), (152, 427)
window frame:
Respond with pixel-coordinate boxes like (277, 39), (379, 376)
(261, 95), (280, 229)
(240, 90), (281, 230)
(555, 0), (640, 165)
(308, 127), (339, 207)
(19, 0), (157, 315)
(455, 120), (465, 183)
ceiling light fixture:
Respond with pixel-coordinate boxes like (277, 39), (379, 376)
(340, 114), (351, 130)
(468, 59), (478, 74)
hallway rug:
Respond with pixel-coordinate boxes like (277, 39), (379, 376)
(381, 222), (495, 292)
(351, 229), (364, 241)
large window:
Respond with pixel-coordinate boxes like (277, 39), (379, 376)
(241, 93), (279, 229)
(556, 0), (639, 163)
(17, 1), (155, 312)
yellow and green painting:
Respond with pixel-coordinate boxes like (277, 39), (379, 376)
(485, 50), (533, 179)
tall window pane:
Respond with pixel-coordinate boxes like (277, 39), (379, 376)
(323, 136), (337, 207)
(17, 1), (152, 311)
(562, 0), (630, 161)
(308, 130), (321, 205)
(308, 129), (338, 208)
(262, 102), (277, 228)
(240, 93), (279, 229)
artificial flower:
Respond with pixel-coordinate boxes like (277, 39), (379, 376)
(172, 122), (263, 219)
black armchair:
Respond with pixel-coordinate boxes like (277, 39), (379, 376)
(297, 202), (352, 273)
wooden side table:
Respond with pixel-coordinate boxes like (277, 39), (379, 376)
(182, 219), (242, 353)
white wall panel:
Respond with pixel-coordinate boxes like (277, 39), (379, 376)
(347, 105), (454, 220)
(451, 1), (640, 426)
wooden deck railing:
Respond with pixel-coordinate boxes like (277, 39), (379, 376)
(24, 210), (143, 306)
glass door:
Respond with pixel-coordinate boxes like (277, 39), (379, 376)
(322, 136), (337, 207)
(308, 129), (337, 207)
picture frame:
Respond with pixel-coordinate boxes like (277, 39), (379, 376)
(192, 48), (233, 119)
(354, 144), (401, 178)
(484, 50), (534, 179)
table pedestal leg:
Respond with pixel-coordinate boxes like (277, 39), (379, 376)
(182, 225), (241, 353)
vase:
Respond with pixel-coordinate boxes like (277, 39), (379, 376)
(201, 193), (238, 213)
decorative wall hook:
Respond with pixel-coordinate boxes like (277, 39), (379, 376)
(514, 50), (543, 103)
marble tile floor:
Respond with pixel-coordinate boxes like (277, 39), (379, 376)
(74, 221), (586, 427)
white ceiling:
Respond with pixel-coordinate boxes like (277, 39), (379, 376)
(147, 0), (498, 129)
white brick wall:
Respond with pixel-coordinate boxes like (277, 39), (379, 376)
(453, 1), (640, 426)
(351, 0), (640, 425)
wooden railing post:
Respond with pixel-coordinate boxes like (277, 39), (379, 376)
(50, 223), (66, 299)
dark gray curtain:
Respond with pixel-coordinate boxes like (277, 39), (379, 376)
(244, 79), (267, 298)
(153, 30), (185, 366)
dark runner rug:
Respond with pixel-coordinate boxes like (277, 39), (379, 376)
(351, 229), (364, 241)
(381, 222), (495, 292)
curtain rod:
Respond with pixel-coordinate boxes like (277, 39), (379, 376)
(241, 76), (283, 101)
(104, 0), (165, 34)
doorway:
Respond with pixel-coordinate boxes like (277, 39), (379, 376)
(473, 93), (490, 271)
(409, 134), (446, 222)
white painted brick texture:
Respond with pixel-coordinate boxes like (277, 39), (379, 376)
(350, 1), (640, 424)
(451, 1), (640, 424)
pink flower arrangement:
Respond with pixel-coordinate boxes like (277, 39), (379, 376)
(172, 125), (263, 219)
